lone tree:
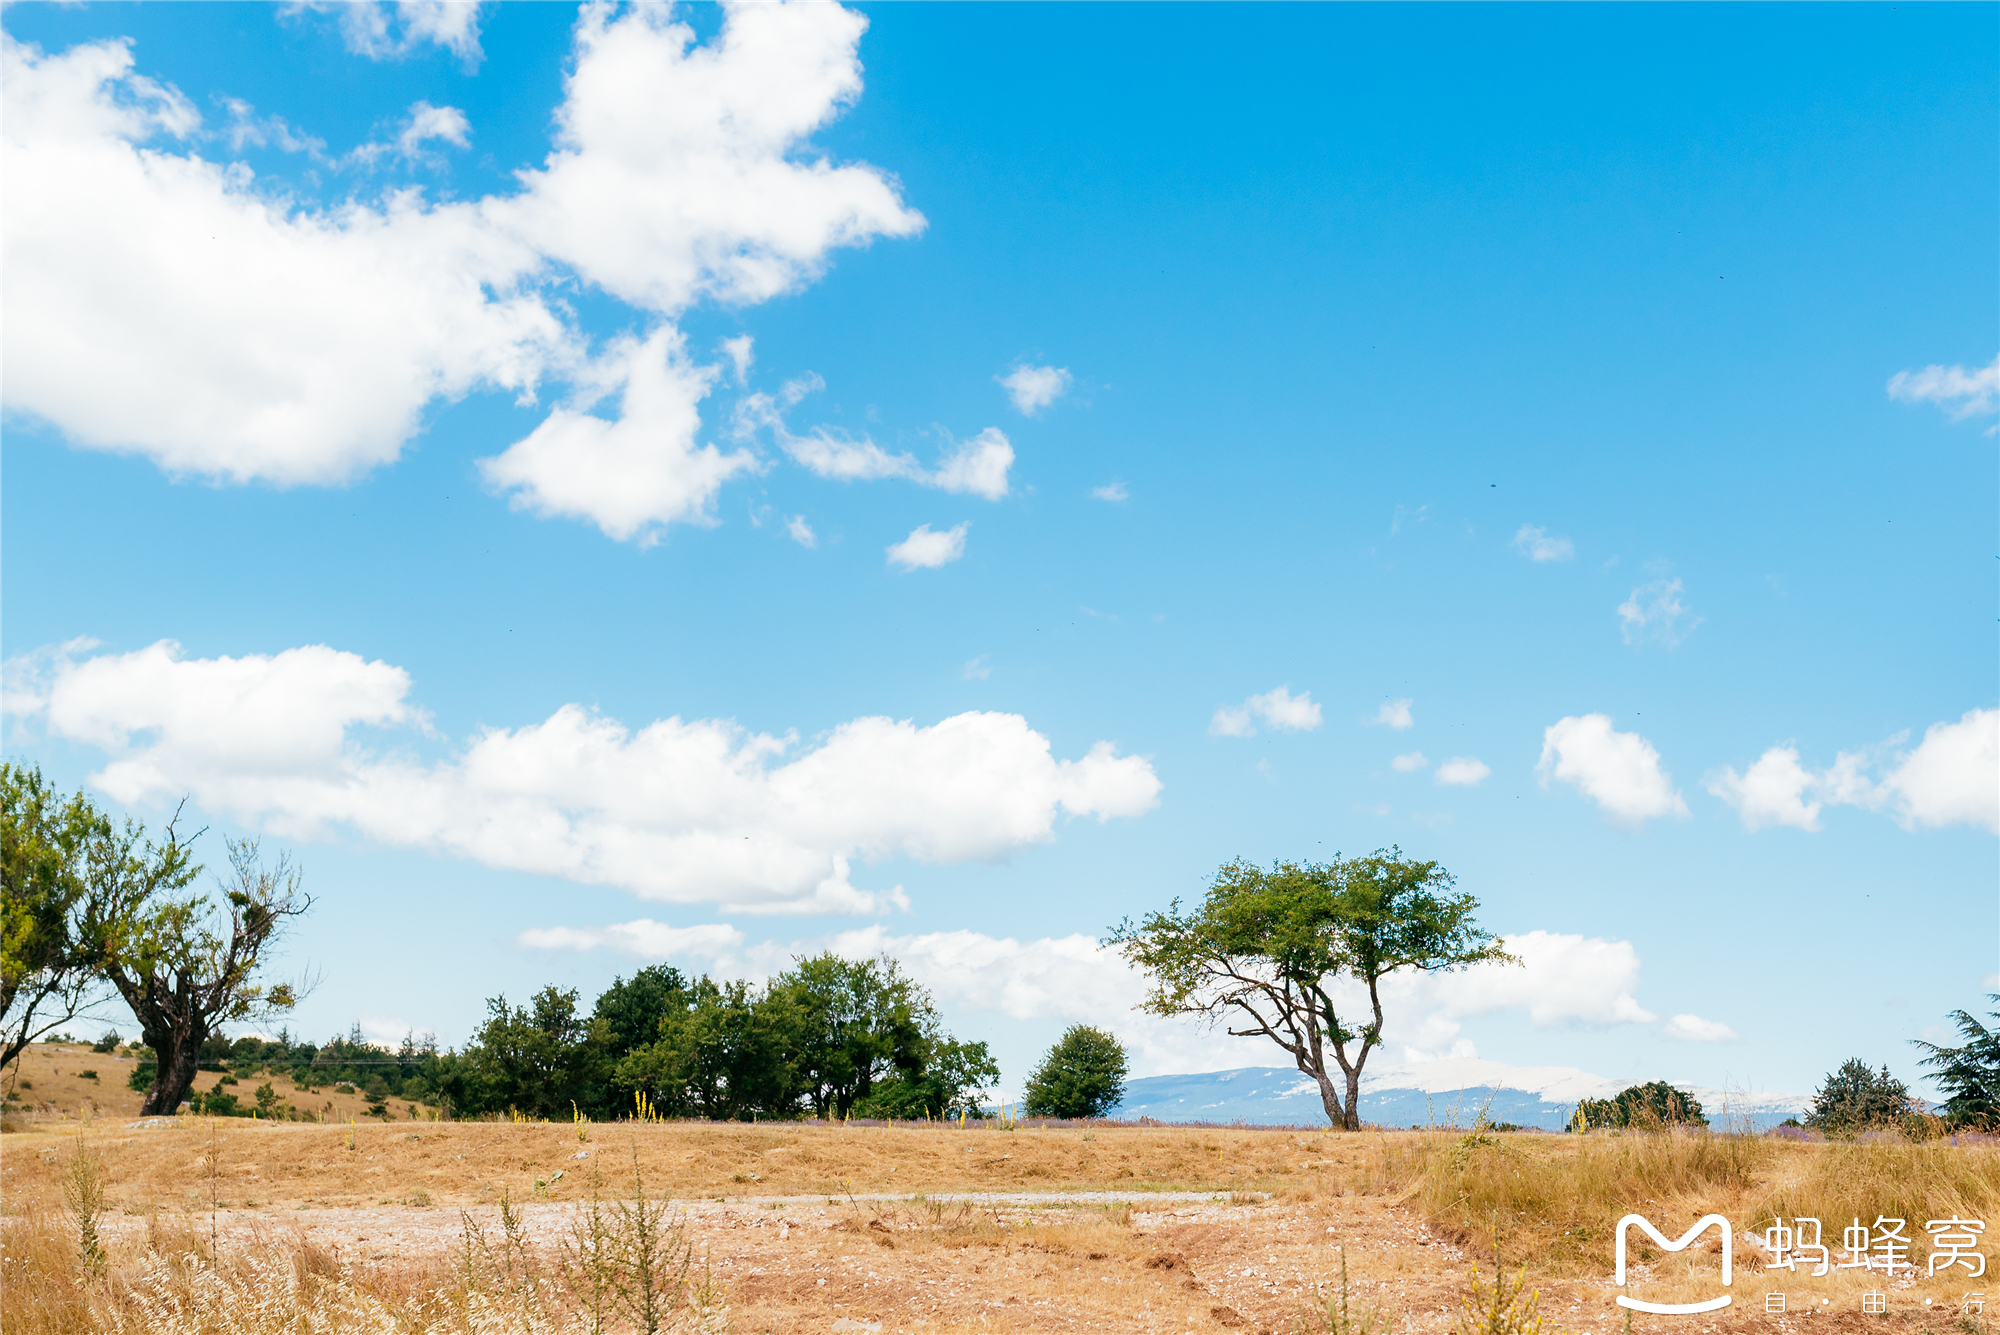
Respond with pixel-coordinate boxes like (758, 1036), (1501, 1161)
(1575, 1081), (1707, 1130)
(1805, 1058), (1920, 1134)
(1022, 1024), (1129, 1120)
(2, 765), (115, 1071)
(1111, 848), (1510, 1130)
(86, 828), (310, 1115)
(1913, 996), (2000, 1129)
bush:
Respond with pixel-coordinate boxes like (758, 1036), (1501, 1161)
(1805, 1059), (1920, 1133)
(90, 1031), (120, 1054)
(1575, 1081), (1706, 1130)
(1022, 1025), (1128, 1120)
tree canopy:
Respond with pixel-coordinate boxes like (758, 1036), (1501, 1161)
(1575, 1081), (1707, 1130)
(1022, 1025), (1129, 1120)
(1111, 848), (1509, 1130)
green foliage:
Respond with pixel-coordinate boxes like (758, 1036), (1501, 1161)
(1805, 1059), (1918, 1133)
(857, 1037), (1001, 1119)
(1111, 847), (1510, 1130)
(1912, 996), (2000, 1129)
(774, 953), (932, 1119)
(592, 965), (688, 1057)
(1, 764), (114, 1072)
(1022, 1024), (1128, 1119)
(90, 1030), (120, 1053)
(1575, 1081), (1707, 1130)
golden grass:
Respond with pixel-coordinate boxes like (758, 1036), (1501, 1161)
(6, 1117), (1994, 1333)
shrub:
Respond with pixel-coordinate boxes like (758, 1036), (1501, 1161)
(90, 1032), (121, 1054)
(1022, 1025), (1128, 1120)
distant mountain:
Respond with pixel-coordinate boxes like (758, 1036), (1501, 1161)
(1109, 1058), (1808, 1130)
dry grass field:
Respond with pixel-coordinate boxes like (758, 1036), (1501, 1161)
(4, 1109), (1996, 1335)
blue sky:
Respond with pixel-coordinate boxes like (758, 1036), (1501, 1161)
(3, 1), (1994, 1105)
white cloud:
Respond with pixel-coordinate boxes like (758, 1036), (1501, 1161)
(1887, 354), (1999, 424)
(478, 328), (758, 544)
(961, 655), (991, 681)
(998, 364), (1070, 416)
(5, 639), (1162, 916)
(1090, 480), (1128, 503)
(1391, 751), (1428, 772)
(1369, 698), (1414, 730)
(734, 380), (1014, 501)
(1618, 577), (1699, 647)
(518, 918), (747, 961)
(1512, 524), (1574, 562)
(886, 522), (968, 571)
(720, 334), (754, 387)
(2, 4), (921, 535)
(1537, 714), (1688, 826)
(311, 1), (489, 64)
(784, 514), (816, 548)
(1435, 756), (1490, 787)
(348, 99), (473, 169)
(1705, 744), (1823, 831)
(1711, 709), (1999, 835)
(1210, 686), (1323, 738)
(1663, 1014), (1739, 1043)
(1876, 708), (2000, 832)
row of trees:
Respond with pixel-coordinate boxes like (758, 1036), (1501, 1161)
(425, 957), (999, 1122)
(2, 765), (308, 1116)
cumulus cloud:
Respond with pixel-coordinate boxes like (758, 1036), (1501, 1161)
(1, 3), (922, 535)
(1209, 686), (1323, 738)
(478, 328), (758, 543)
(1435, 757), (1490, 787)
(1887, 354), (1999, 425)
(1391, 752), (1428, 773)
(1538, 714), (1688, 826)
(1709, 709), (1998, 835)
(998, 364), (1070, 416)
(518, 918), (747, 961)
(1512, 525), (1574, 562)
(4, 639), (1162, 916)
(886, 522), (969, 571)
(1090, 480), (1129, 503)
(1663, 1013), (1739, 1043)
(784, 514), (816, 548)
(1618, 577), (1699, 647)
(1369, 698), (1414, 730)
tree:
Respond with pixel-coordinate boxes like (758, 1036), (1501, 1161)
(1111, 849), (1510, 1130)
(1575, 1081), (1707, 1130)
(1805, 1058), (1919, 1134)
(1022, 1025), (1128, 1120)
(461, 986), (611, 1119)
(773, 953), (933, 1119)
(1912, 996), (2000, 1129)
(615, 976), (800, 1121)
(1, 765), (114, 1072)
(86, 831), (309, 1116)
(858, 1037), (1001, 1120)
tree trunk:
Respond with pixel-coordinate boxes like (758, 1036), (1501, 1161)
(1343, 1064), (1363, 1131)
(141, 1032), (201, 1115)
(1312, 1069), (1347, 1129)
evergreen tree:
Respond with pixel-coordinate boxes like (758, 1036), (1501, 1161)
(1805, 1058), (1917, 1133)
(1912, 997), (2000, 1129)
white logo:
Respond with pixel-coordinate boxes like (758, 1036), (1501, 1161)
(1615, 1213), (1734, 1314)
